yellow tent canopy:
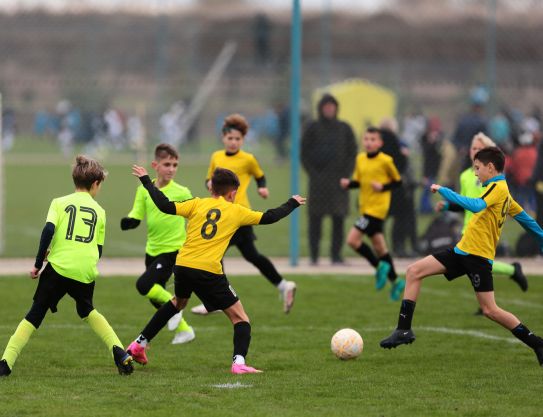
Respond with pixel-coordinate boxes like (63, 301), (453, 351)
(313, 78), (397, 139)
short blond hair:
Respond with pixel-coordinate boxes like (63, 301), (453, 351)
(72, 155), (107, 190)
(472, 132), (496, 148)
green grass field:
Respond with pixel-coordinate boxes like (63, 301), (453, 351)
(1, 272), (542, 417)
(1, 136), (524, 258)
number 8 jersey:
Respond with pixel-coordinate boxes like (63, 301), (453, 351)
(45, 191), (106, 283)
(173, 197), (263, 274)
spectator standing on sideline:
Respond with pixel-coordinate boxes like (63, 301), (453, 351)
(420, 117), (443, 214)
(451, 86), (488, 174)
(301, 94), (357, 265)
(380, 118), (419, 257)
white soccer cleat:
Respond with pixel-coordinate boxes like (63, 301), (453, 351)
(167, 312), (182, 331)
(171, 327), (196, 345)
(281, 281), (297, 314)
(190, 304), (210, 315)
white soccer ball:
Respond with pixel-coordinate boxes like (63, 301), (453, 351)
(331, 328), (364, 360)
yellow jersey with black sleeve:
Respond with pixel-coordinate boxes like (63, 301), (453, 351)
(45, 191), (106, 283)
(173, 197), (263, 274)
(440, 177), (523, 260)
(351, 151), (401, 219)
(127, 179), (192, 256)
(206, 150), (265, 209)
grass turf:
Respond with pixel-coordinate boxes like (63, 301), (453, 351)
(1, 136), (524, 258)
(0, 272), (542, 416)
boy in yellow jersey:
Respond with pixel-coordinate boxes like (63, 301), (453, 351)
(381, 147), (543, 366)
(126, 166), (305, 374)
(0, 156), (133, 377)
(340, 127), (405, 301)
(436, 133), (527, 314)
(121, 144), (195, 345)
(191, 113), (296, 315)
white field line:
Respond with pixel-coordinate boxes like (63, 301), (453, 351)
(211, 382), (253, 389)
(0, 323), (522, 345)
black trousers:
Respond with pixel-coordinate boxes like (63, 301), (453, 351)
(308, 213), (344, 263)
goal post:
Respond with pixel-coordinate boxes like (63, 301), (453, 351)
(0, 92), (4, 254)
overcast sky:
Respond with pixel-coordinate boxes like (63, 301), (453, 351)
(0, 0), (389, 13)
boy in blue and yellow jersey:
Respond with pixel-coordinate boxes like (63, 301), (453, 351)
(436, 133), (528, 315)
(190, 113), (296, 315)
(0, 156), (133, 377)
(121, 144), (195, 345)
(126, 166), (305, 374)
(381, 147), (543, 367)
(340, 127), (405, 301)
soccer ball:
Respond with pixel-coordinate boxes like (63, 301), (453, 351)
(331, 328), (363, 360)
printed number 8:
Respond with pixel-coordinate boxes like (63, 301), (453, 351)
(201, 209), (221, 240)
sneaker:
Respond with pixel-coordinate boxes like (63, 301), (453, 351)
(171, 326), (196, 345)
(0, 359), (11, 377)
(390, 278), (406, 301)
(112, 346), (134, 375)
(511, 262), (528, 292)
(231, 363), (263, 374)
(126, 341), (148, 365)
(190, 304), (220, 315)
(281, 281), (297, 314)
(167, 312), (182, 331)
(380, 328), (416, 349)
(375, 261), (390, 291)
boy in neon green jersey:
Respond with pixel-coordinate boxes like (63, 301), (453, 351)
(437, 133), (528, 303)
(121, 144), (195, 344)
(0, 156), (133, 377)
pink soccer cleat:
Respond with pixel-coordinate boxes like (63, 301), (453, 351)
(231, 363), (263, 374)
(126, 341), (148, 365)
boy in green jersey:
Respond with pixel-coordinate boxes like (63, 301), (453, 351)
(436, 133), (528, 300)
(121, 144), (195, 344)
(0, 156), (133, 377)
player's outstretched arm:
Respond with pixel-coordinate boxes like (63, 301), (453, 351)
(259, 195), (306, 225)
(432, 184), (487, 213)
(31, 222), (55, 279)
(513, 210), (543, 251)
(132, 165), (176, 215)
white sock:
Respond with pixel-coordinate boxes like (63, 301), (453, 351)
(277, 280), (287, 292)
(233, 355), (245, 365)
(136, 334), (148, 347)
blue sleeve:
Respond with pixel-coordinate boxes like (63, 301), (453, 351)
(514, 211), (543, 248)
(438, 187), (487, 213)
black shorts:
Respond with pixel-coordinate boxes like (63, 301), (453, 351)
(229, 225), (256, 247)
(433, 248), (494, 292)
(354, 214), (384, 237)
(173, 265), (239, 312)
(144, 251), (178, 287)
(33, 263), (95, 313)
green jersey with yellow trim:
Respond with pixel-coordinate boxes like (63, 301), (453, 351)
(46, 191), (105, 283)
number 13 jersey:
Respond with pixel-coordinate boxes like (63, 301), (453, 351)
(174, 197), (263, 274)
(457, 178), (522, 261)
(46, 191), (106, 283)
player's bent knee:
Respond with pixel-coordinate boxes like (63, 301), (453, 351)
(136, 276), (153, 295)
(172, 297), (187, 311)
(406, 264), (422, 281)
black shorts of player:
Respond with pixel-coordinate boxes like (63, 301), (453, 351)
(173, 265), (239, 312)
(354, 214), (384, 237)
(33, 263), (95, 315)
(433, 248), (494, 292)
(229, 225), (256, 247)
(144, 251), (178, 287)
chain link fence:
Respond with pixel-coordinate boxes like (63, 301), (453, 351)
(1, 0), (542, 259)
